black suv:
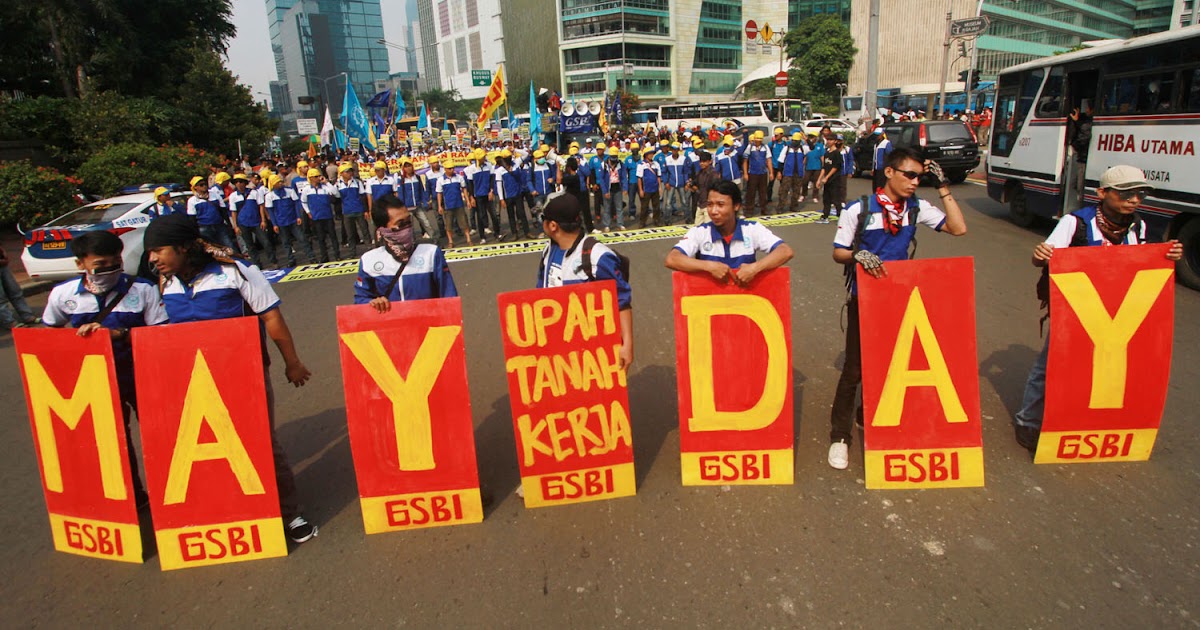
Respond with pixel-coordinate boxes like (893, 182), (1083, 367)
(880, 121), (980, 184)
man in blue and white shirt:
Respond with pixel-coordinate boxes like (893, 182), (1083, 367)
(636, 149), (663, 228)
(187, 175), (235, 250)
(354, 194), (458, 308)
(144, 214), (318, 544)
(264, 174), (315, 267)
(663, 143), (692, 224)
(336, 163), (370, 254)
(301, 168), (341, 263)
(229, 173), (272, 268)
(366, 160), (398, 208)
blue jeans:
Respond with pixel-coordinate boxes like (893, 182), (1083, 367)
(0, 266), (34, 327)
(601, 191), (623, 229)
(664, 187), (688, 221)
(277, 222), (315, 267)
(1014, 334), (1050, 430)
(627, 187), (638, 219)
(199, 224), (236, 251)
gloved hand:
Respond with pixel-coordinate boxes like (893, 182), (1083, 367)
(925, 160), (949, 188)
(854, 249), (883, 271)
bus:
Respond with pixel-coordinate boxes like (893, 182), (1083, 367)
(657, 99), (812, 130)
(985, 25), (1200, 289)
(629, 109), (659, 126)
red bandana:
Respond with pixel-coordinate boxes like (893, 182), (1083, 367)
(874, 188), (906, 235)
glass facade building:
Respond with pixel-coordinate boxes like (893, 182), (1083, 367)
(788, 0), (851, 29)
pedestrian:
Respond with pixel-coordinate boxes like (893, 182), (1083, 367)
(528, 149), (556, 220)
(149, 187), (181, 218)
(397, 159), (437, 242)
(742, 131), (774, 216)
(624, 142), (641, 221)
(143, 214), (318, 544)
(714, 135), (743, 186)
(336, 163), (371, 254)
(776, 132), (806, 214)
(300, 168), (342, 263)
(437, 159), (473, 248)
(1012, 166), (1184, 452)
(264, 174), (316, 267)
(536, 193), (633, 369)
(229, 173), (272, 268)
(802, 133), (825, 205)
(496, 153), (534, 240)
(826, 147), (968, 470)
(815, 137), (846, 223)
(598, 147), (627, 232)
(871, 128), (893, 191)
(464, 150), (496, 244)
(663, 142), (691, 223)
(0, 246), (37, 330)
(355, 193), (457, 309)
(41, 230), (167, 507)
(187, 176), (236, 250)
(366, 160), (398, 209)
(637, 148), (663, 228)
(767, 127), (787, 205)
(561, 157), (588, 223)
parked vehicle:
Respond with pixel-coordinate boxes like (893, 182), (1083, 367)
(882, 120), (980, 184)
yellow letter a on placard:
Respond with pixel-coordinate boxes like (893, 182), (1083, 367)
(1051, 268), (1172, 409)
(873, 288), (968, 427)
(22, 354), (126, 500)
(163, 351), (265, 505)
(681, 294), (787, 432)
(340, 326), (461, 471)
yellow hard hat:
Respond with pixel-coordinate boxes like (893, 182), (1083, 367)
(539, 144), (550, 153)
(400, 157), (412, 166)
(153, 186), (169, 198)
(307, 168), (321, 178)
(791, 132), (803, 140)
(268, 175), (283, 188)
(597, 142), (606, 150)
(214, 172), (231, 184)
(259, 169), (273, 180)
(643, 148), (656, 157)
(607, 147), (618, 156)
(569, 141), (580, 148)
(374, 160), (387, 169)
(232, 173), (249, 182)
(190, 176), (206, 187)
(722, 135), (734, 146)
(534, 150), (545, 158)
(692, 137), (704, 147)
(659, 139), (669, 146)
(474, 149), (486, 159)
(630, 142), (640, 150)
(297, 161), (308, 169)
(752, 131), (764, 140)
(428, 155), (441, 163)
(670, 142), (681, 149)
(338, 163), (354, 173)
(500, 149), (513, 158)
(774, 127), (784, 135)
(568, 147), (579, 155)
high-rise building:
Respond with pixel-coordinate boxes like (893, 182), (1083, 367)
(788, 0), (851, 30)
(557, 0), (786, 103)
(1173, 0), (1200, 28)
(265, 0), (391, 121)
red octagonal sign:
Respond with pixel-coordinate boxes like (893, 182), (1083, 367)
(745, 19), (758, 40)
(776, 71), (788, 87)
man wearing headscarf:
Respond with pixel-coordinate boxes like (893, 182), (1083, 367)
(353, 193), (457, 310)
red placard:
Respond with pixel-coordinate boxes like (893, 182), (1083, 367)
(1036, 243), (1174, 463)
(14, 328), (142, 563)
(858, 258), (984, 489)
(336, 299), (483, 533)
(672, 269), (794, 485)
(497, 281), (635, 507)
(133, 317), (286, 570)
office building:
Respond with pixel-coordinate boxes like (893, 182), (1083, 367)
(557, 0), (787, 103)
(1171, 0), (1200, 28)
(789, 0), (851, 29)
(265, 0), (391, 121)
(847, 0), (1175, 101)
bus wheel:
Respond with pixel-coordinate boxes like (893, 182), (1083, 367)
(1176, 218), (1200, 291)
(1009, 187), (1034, 228)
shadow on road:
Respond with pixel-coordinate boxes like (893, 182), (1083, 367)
(629, 364), (677, 488)
(979, 343), (1039, 422)
(278, 407), (355, 546)
(474, 393), (519, 517)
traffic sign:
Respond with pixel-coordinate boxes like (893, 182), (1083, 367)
(296, 118), (319, 136)
(775, 71), (788, 87)
(471, 70), (492, 87)
(775, 86), (788, 97)
(745, 19), (758, 40)
(950, 16), (990, 37)
(762, 23), (774, 44)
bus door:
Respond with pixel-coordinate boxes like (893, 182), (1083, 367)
(1062, 68), (1099, 213)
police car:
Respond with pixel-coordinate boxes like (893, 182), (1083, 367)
(21, 185), (190, 282)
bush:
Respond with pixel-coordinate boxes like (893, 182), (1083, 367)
(75, 143), (211, 196)
(0, 161), (80, 228)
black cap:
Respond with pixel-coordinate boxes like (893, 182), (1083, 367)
(144, 214), (200, 250)
(542, 193), (581, 223)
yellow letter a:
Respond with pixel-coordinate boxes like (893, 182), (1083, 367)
(340, 326), (461, 471)
(1051, 268), (1173, 409)
(681, 294), (787, 432)
(873, 288), (968, 427)
(163, 351), (265, 505)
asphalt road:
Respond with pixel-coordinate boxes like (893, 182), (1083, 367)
(3, 178), (1198, 628)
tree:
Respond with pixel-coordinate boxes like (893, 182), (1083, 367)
(784, 15), (858, 112)
(417, 89), (466, 120)
(165, 47), (274, 156)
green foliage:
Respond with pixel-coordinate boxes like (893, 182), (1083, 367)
(75, 143), (211, 197)
(0, 161), (80, 227)
(163, 48), (274, 157)
(418, 89), (469, 121)
(785, 15), (858, 111)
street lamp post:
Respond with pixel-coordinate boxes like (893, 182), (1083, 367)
(302, 72), (348, 120)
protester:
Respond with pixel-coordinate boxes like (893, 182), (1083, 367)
(777, 132), (806, 214)
(871, 128), (893, 191)
(597, 147), (627, 232)
(354, 193), (457, 310)
(465, 150), (498, 244)
(187, 176), (236, 250)
(336, 163), (371, 254)
(265, 174), (316, 267)
(301, 168), (341, 263)
(366, 160), (398, 208)
(664, 142), (692, 224)
(827, 147), (968, 470)
(637, 148), (664, 228)
(691, 151), (720, 225)
(436, 160), (473, 248)
(143, 214), (318, 543)
(397, 159), (436, 242)
(42, 231), (167, 507)
(815, 137), (846, 224)
(150, 187), (181, 218)
(802, 133), (825, 205)
(742, 131), (774, 216)
(1012, 166), (1184, 452)
(229, 173), (272, 268)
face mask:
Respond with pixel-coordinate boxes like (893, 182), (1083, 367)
(537, 159), (546, 165)
(85, 265), (122, 295)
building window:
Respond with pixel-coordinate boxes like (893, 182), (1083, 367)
(439, 1), (450, 37)
(444, 40), (455, 76)
(466, 0), (479, 27)
(693, 47), (740, 69)
(456, 37), (468, 73)
(470, 31), (482, 68)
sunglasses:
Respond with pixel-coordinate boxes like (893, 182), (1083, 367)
(892, 169), (922, 180)
(1114, 188), (1150, 200)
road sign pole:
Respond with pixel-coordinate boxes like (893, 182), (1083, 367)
(937, 6), (952, 118)
(964, 0), (986, 113)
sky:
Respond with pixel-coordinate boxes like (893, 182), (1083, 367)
(224, 0), (411, 109)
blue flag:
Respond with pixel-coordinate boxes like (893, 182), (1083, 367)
(443, 118), (449, 131)
(342, 82), (376, 152)
(395, 93), (407, 121)
(529, 81), (542, 148)
(418, 103), (429, 130)
(365, 89), (391, 109)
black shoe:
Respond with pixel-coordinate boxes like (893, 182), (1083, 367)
(287, 515), (318, 543)
(1014, 425), (1040, 453)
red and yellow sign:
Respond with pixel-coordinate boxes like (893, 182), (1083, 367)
(1036, 243), (1175, 463)
(858, 258), (984, 489)
(476, 64), (507, 130)
(672, 269), (794, 485)
(337, 299), (483, 534)
(133, 318), (286, 570)
(15, 329), (142, 563)
(497, 281), (635, 507)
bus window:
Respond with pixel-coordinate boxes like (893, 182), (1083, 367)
(1036, 66), (1065, 118)
(1182, 67), (1200, 112)
(1137, 72), (1176, 113)
(1100, 76), (1138, 114)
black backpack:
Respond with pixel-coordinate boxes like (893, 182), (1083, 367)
(538, 234), (631, 283)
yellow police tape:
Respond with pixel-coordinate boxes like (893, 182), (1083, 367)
(271, 210), (823, 283)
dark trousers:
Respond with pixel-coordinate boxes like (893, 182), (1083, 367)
(822, 177), (847, 218)
(638, 191), (661, 227)
(118, 390), (148, 505)
(264, 370), (300, 520)
(277, 222), (314, 266)
(746, 173), (769, 215)
(237, 225), (275, 267)
(474, 196), (500, 235)
(343, 213), (371, 253)
(830, 297), (864, 444)
(505, 196), (529, 237)
(311, 217), (340, 262)
(199, 224), (236, 250)
(580, 194), (596, 233)
(802, 170), (822, 199)
(873, 168), (887, 191)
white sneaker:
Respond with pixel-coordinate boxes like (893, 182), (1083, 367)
(828, 441), (849, 470)
(590, 228), (602, 235)
(516, 484), (525, 499)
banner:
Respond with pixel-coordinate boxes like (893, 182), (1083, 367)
(337, 300), (483, 533)
(1036, 243), (1175, 463)
(858, 258), (984, 489)
(673, 269), (794, 485)
(15, 329), (142, 563)
(561, 113), (596, 134)
(133, 318), (286, 570)
(476, 65), (507, 130)
(497, 281), (635, 507)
